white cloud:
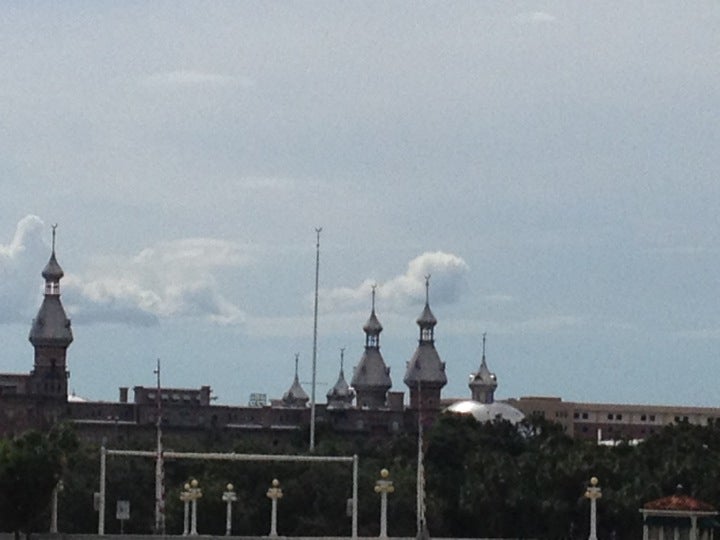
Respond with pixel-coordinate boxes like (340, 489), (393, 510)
(320, 251), (469, 313)
(0, 215), (48, 323)
(65, 238), (251, 326)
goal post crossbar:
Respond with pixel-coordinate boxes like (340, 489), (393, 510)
(98, 446), (359, 539)
(107, 449), (355, 464)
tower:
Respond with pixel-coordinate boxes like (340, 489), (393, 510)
(351, 285), (391, 408)
(28, 226), (73, 399)
(326, 348), (355, 409)
(282, 354), (309, 408)
(403, 276), (446, 410)
(469, 333), (497, 404)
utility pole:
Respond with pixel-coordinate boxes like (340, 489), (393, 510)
(310, 227), (322, 452)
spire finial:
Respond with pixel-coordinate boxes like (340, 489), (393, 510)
(482, 332), (487, 358)
(51, 224), (58, 253)
(371, 283), (377, 312)
(424, 274), (431, 304)
(294, 353), (299, 377)
(340, 347), (345, 371)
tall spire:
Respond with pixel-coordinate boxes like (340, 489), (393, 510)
(327, 348), (355, 409)
(470, 332), (497, 404)
(416, 275), (437, 343)
(404, 275), (446, 410)
(282, 353), (309, 407)
(363, 284), (383, 348)
(29, 225), (73, 399)
(351, 285), (391, 409)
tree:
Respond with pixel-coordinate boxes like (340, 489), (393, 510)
(0, 426), (77, 539)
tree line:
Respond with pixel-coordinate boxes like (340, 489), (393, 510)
(2, 414), (720, 538)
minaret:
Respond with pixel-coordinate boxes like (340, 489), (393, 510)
(469, 333), (497, 404)
(326, 348), (355, 409)
(403, 276), (447, 410)
(351, 285), (391, 408)
(282, 353), (309, 408)
(29, 225), (73, 399)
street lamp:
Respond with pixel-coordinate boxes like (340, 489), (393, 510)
(187, 479), (202, 536)
(374, 468), (395, 539)
(266, 479), (283, 537)
(585, 476), (602, 540)
(180, 483), (192, 536)
(50, 479), (64, 533)
(222, 483), (237, 536)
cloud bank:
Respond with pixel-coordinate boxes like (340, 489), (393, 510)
(0, 215), (48, 323)
(0, 216), (250, 327)
(320, 251), (469, 313)
(65, 238), (250, 326)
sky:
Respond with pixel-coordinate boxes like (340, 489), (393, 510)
(1, 2), (719, 407)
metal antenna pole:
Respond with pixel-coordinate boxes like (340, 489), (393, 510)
(310, 227), (322, 452)
(416, 381), (429, 540)
(154, 359), (165, 535)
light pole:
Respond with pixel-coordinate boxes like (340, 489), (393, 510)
(222, 483), (237, 536)
(188, 479), (202, 536)
(374, 469), (394, 539)
(180, 483), (192, 536)
(50, 479), (63, 533)
(585, 476), (602, 540)
(266, 479), (283, 537)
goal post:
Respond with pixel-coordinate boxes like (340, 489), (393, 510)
(98, 445), (359, 538)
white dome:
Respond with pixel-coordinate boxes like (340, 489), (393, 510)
(445, 399), (524, 424)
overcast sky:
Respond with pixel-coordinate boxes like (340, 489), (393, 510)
(2, 2), (719, 407)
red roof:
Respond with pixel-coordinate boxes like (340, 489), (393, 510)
(644, 494), (716, 512)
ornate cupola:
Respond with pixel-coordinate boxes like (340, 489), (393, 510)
(403, 276), (447, 410)
(29, 225), (73, 399)
(282, 353), (309, 408)
(469, 333), (497, 404)
(351, 285), (392, 409)
(326, 348), (355, 409)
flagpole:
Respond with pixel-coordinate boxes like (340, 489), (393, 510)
(310, 227), (322, 452)
(154, 359), (165, 535)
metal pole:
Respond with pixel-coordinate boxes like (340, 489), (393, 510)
(310, 227), (322, 452)
(222, 484), (236, 536)
(270, 498), (278, 537)
(585, 477), (601, 540)
(266, 479), (282, 537)
(191, 497), (198, 536)
(99, 443), (106, 535)
(154, 358), (165, 535)
(352, 455), (359, 540)
(225, 500), (232, 536)
(375, 469), (394, 540)
(50, 482), (59, 533)
(183, 500), (189, 536)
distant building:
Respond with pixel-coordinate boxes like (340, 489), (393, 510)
(3, 233), (720, 447)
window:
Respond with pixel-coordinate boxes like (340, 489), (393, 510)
(574, 412), (579, 419)
(641, 414), (647, 421)
(650, 415), (656, 421)
(617, 414), (622, 420)
(607, 413), (613, 420)
(582, 412), (588, 419)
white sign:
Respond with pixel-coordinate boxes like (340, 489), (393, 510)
(248, 393), (267, 407)
(116, 500), (130, 521)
